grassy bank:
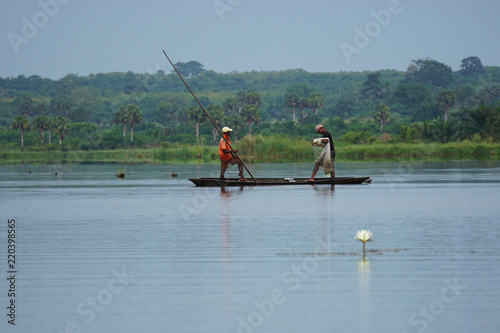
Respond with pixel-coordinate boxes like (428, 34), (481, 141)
(0, 146), (219, 165)
(1, 139), (500, 164)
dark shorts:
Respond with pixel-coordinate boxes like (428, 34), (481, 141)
(221, 156), (239, 170)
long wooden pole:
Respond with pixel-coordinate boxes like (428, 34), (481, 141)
(162, 50), (258, 184)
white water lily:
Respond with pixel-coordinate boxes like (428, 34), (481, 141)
(355, 230), (373, 242)
(354, 230), (373, 254)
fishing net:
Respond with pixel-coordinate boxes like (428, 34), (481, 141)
(312, 138), (334, 174)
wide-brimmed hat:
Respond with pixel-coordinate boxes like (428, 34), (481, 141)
(315, 124), (324, 133)
(222, 127), (233, 133)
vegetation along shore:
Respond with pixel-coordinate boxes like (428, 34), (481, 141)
(1, 138), (499, 165)
(1, 56), (499, 164)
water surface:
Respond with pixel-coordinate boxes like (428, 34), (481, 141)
(1, 161), (499, 332)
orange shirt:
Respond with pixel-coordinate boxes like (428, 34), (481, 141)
(218, 135), (232, 161)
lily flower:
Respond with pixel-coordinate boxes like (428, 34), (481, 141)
(354, 230), (373, 254)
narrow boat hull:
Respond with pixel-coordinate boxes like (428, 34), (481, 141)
(189, 177), (371, 187)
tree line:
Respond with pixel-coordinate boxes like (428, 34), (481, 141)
(1, 56), (500, 151)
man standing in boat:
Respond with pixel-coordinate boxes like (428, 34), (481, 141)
(219, 127), (248, 181)
(308, 124), (335, 182)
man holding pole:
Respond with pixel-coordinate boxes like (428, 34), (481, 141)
(219, 127), (248, 181)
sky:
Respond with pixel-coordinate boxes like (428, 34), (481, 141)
(1, 0), (499, 80)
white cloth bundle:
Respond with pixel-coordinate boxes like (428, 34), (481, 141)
(313, 138), (334, 173)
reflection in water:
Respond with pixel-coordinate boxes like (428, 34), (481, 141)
(220, 187), (233, 272)
(219, 186), (233, 326)
(358, 256), (371, 333)
(314, 184), (335, 299)
(313, 184), (336, 196)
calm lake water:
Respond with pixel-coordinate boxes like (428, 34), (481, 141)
(1, 161), (500, 333)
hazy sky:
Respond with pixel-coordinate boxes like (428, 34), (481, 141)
(1, 0), (499, 79)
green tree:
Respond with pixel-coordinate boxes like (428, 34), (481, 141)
(33, 115), (51, 146)
(286, 83), (313, 98)
(307, 93), (325, 115)
(153, 101), (174, 125)
(187, 106), (204, 138)
(17, 98), (34, 116)
(114, 106), (130, 137)
(435, 90), (456, 122)
(49, 97), (73, 118)
(33, 101), (47, 116)
(466, 105), (500, 140)
(397, 125), (417, 143)
(47, 117), (56, 145)
(228, 112), (245, 141)
(207, 104), (225, 143)
(235, 91), (246, 113)
(299, 97), (309, 119)
(285, 92), (300, 121)
(431, 119), (456, 143)
(245, 90), (263, 108)
(372, 104), (391, 132)
(454, 85), (476, 107)
(393, 82), (433, 114)
(413, 120), (436, 142)
(172, 61), (205, 78)
(476, 85), (500, 106)
(11, 115), (31, 151)
(54, 116), (70, 148)
(222, 97), (238, 114)
(58, 74), (78, 95)
(362, 72), (390, 101)
(241, 104), (261, 135)
(460, 56), (484, 77)
(126, 104), (143, 143)
(405, 58), (454, 89)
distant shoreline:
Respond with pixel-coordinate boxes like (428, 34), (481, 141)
(1, 142), (499, 165)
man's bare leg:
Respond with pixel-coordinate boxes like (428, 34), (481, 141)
(308, 162), (321, 182)
(237, 162), (248, 181)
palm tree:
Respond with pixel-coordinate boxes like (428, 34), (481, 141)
(285, 92), (300, 122)
(54, 116), (70, 148)
(48, 117), (56, 145)
(11, 115), (31, 151)
(127, 104), (143, 143)
(228, 113), (244, 141)
(235, 91), (246, 113)
(187, 106), (204, 138)
(245, 90), (263, 108)
(372, 104), (391, 132)
(241, 104), (261, 135)
(114, 106), (129, 137)
(222, 97), (238, 114)
(207, 104), (225, 143)
(299, 97), (309, 119)
(436, 90), (456, 122)
(307, 93), (325, 115)
(33, 115), (51, 146)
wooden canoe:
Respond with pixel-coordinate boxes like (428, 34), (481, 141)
(189, 177), (371, 187)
